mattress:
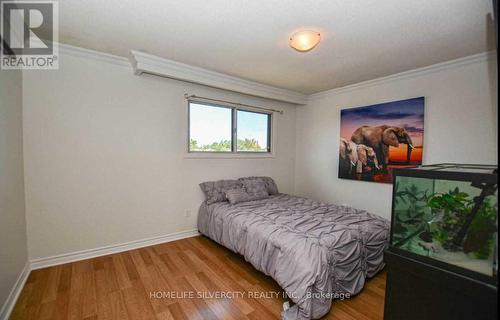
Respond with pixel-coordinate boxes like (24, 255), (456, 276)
(197, 194), (390, 319)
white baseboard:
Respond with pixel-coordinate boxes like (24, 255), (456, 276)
(0, 263), (30, 320)
(30, 229), (200, 270)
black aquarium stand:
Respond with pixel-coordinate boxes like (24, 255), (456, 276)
(384, 249), (498, 320)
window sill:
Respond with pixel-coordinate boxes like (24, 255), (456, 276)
(184, 152), (276, 159)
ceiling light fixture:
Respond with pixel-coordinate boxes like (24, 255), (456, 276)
(289, 30), (321, 52)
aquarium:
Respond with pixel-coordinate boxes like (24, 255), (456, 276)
(391, 164), (498, 283)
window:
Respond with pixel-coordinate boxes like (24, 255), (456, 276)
(189, 102), (232, 152)
(236, 110), (270, 152)
(188, 101), (271, 153)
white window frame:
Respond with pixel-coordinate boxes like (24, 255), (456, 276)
(184, 100), (276, 159)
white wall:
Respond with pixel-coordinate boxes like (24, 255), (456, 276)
(22, 49), (297, 260)
(0, 68), (28, 313)
(294, 53), (498, 220)
(20, 47), (498, 260)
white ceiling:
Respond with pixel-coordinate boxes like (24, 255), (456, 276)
(57, 0), (495, 94)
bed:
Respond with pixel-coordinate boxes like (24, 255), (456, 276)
(197, 179), (390, 320)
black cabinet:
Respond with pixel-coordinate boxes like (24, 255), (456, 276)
(384, 249), (497, 320)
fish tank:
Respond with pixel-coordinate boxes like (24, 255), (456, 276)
(390, 163), (498, 285)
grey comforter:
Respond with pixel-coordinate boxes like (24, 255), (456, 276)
(197, 194), (390, 319)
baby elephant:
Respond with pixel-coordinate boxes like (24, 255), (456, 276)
(340, 139), (380, 176)
(339, 138), (359, 175)
(355, 144), (380, 174)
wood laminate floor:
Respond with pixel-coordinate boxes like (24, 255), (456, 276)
(10, 235), (386, 320)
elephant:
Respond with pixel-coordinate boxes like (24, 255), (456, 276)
(351, 125), (414, 168)
(340, 139), (380, 176)
(355, 144), (380, 174)
(339, 138), (358, 176)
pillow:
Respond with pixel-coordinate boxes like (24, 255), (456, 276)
(225, 187), (269, 205)
(199, 179), (242, 204)
(239, 178), (268, 195)
(238, 176), (279, 195)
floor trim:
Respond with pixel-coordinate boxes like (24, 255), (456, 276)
(30, 229), (200, 270)
(0, 263), (31, 320)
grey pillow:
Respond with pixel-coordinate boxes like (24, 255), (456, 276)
(199, 179), (242, 204)
(225, 188), (269, 205)
(239, 178), (268, 195)
(238, 176), (279, 195)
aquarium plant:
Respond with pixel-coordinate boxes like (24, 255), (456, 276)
(394, 183), (497, 260)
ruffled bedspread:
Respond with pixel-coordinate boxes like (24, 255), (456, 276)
(197, 194), (390, 319)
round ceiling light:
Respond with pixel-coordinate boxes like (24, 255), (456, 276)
(289, 30), (321, 52)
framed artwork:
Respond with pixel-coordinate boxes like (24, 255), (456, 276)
(339, 97), (425, 183)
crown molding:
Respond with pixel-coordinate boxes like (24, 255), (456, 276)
(57, 44), (307, 104)
(129, 50), (308, 105)
(58, 43), (130, 67)
(55, 44), (494, 106)
(309, 51), (496, 101)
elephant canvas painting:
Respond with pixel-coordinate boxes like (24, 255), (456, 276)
(339, 97), (425, 183)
